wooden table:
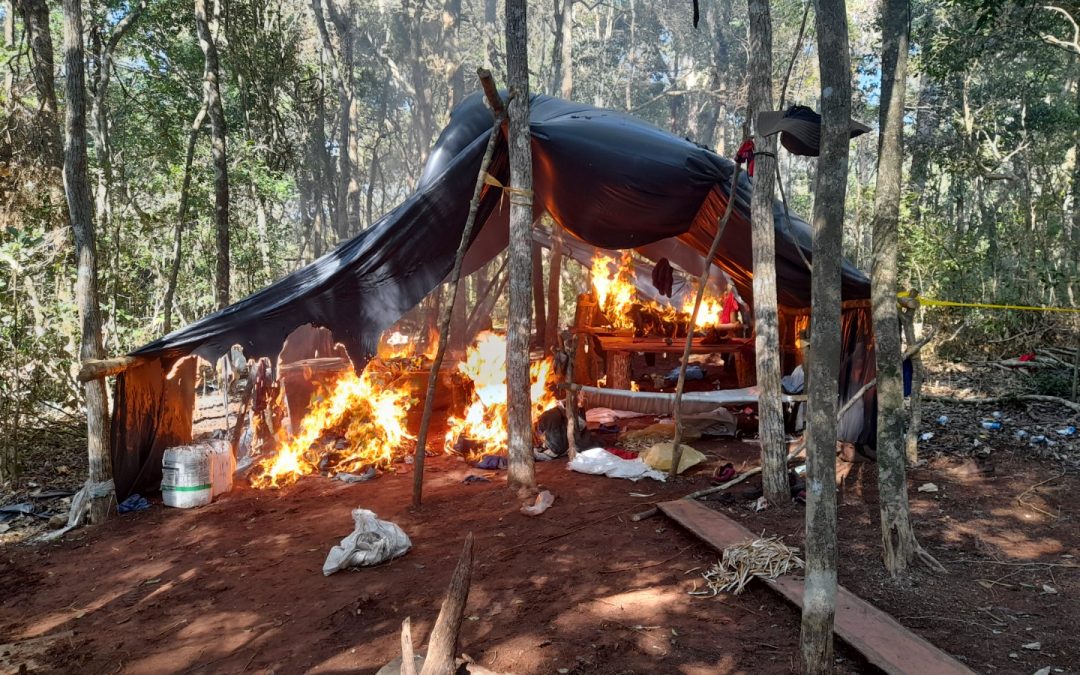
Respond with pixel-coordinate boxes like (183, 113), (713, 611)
(592, 334), (754, 389)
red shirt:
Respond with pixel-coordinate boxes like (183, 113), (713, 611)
(720, 292), (739, 324)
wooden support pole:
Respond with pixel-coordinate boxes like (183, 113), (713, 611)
(412, 70), (508, 508)
(606, 351), (631, 390)
(77, 354), (144, 382)
(563, 332), (579, 460)
(571, 293), (597, 384)
(670, 164), (743, 476)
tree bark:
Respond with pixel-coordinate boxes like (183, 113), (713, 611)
(63, 0), (113, 523)
(14, 0), (62, 165)
(872, 0), (918, 577)
(505, 0), (536, 493)
(164, 106), (208, 334)
(801, 0), (851, 667)
(747, 0), (787, 507)
(900, 299), (923, 462)
(195, 0), (231, 310)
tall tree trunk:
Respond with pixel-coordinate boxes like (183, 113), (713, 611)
(872, 0), (918, 577)
(551, 0), (572, 98)
(4, 0), (15, 113)
(195, 0), (231, 310)
(63, 0), (113, 523)
(310, 0), (351, 240)
(505, 0), (536, 493)
(14, 0), (62, 165)
(801, 0), (851, 668)
(163, 106), (207, 334)
(747, 0), (787, 507)
(531, 242), (546, 348)
(484, 0), (498, 69)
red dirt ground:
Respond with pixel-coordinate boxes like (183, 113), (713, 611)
(2, 379), (1078, 674)
(1, 452), (873, 675)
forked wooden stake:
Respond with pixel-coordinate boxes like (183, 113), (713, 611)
(419, 533), (474, 675)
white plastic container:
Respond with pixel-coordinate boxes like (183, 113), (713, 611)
(162, 440), (236, 508)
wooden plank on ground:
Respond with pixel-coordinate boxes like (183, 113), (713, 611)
(658, 499), (975, 675)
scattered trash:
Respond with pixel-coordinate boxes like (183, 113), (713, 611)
(568, 447), (666, 481)
(474, 455), (508, 470)
(520, 490), (555, 516)
(0, 503), (44, 522)
(1055, 426), (1076, 437)
(711, 463), (737, 485)
(793, 464), (807, 476)
(981, 420), (1002, 430)
(753, 496), (769, 512)
(1033, 668), (1052, 675)
(628, 492), (654, 498)
(1042, 584), (1058, 594)
(690, 536), (803, 596)
(604, 447), (639, 460)
(1022, 642), (1041, 651)
(1031, 435), (1048, 445)
(991, 411), (1003, 419)
(641, 442), (706, 474)
(323, 508), (411, 576)
(462, 475), (490, 484)
(936, 415), (950, 425)
(117, 494), (150, 514)
(335, 467), (377, 483)
(917, 482), (939, 493)
(1015, 430), (1030, 440)
(920, 432), (934, 442)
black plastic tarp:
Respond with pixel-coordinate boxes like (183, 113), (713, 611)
(113, 92), (876, 499)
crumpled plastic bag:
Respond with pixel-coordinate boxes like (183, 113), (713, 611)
(641, 442), (706, 474)
(568, 448), (667, 482)
(323, 508), (412, 576)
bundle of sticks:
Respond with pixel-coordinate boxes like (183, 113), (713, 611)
(691, 535), (804, 596)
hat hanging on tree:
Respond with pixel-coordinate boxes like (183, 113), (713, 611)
(756, 105), (871, 157)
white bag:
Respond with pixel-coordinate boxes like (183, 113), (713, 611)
(323, 508), (412, 576)
(568, 448), (667, 482)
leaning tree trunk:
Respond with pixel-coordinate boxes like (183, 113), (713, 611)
(195, 0), (230, 310)
(747, 0), (788, 507)
(63, 0), (113, 524)
(872, 0), (918, 577)
(801, 0), (852, 668)
(505, 0), (536, 493)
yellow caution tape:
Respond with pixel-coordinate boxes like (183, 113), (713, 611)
(898, 291), (1080, 313)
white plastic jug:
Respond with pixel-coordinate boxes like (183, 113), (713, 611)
(162, 440), (235, 508)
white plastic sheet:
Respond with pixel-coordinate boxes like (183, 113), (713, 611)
(568, 448), (667, 482)
(323, 508), (412, 576)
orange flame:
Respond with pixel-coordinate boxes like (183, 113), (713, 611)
(589, 252), (732, 329)
(251, 368), (414, 488)
(444, 331), (558, 460)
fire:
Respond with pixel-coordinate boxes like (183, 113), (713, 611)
(589, 252), (732, 330)
(444, 331), (558, 460)
(590, 252), (638, 330)
(251, 367), (414, 488)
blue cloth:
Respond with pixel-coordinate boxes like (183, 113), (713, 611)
(474, 455), (507, 470)
(903, 358), (913, 397)
(664, 365), (705, 382)
(118, 493), (150, 514)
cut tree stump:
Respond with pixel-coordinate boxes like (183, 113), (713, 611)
(658, 499), (975, 675)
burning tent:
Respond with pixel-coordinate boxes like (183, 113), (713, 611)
(109, 93), (876, 500)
